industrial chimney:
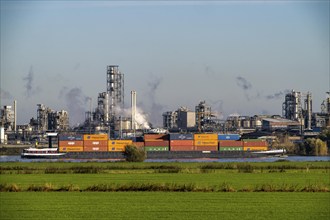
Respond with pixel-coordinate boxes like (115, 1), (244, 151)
(14, 100), (17, 132)
(131, 91), (137, 130)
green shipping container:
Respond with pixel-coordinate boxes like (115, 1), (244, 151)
(219, 147), (243, 151)
(144, 146), (169, 151)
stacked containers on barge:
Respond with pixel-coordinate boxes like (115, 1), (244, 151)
(83, 134), (108, 152)
(58, 134), (84, 152)
(144, 134), (169, 151)
(194, 133), (218, 151)
(218, 140), (243, 151)
(242, 139), (268, 151)
(169, 133), (194, 151)
(108, 140), (133, 152)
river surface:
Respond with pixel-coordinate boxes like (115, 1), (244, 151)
(0, 155), (329, 163)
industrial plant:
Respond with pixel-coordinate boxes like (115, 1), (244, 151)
(0, 64), (329, 147)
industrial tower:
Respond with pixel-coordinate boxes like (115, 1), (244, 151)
(106, 65), (124, 134)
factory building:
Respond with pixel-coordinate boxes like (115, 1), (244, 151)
(177, 107), (196, 130)
(282, 90), (312, 130)
(262, 117), (301, 131)
(34, 104), (69, 131)
(162, 111), (178, 129)
(0, 105), (15, 131)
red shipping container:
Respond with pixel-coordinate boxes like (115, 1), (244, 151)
(170, 145), (195, 151)
(144, 134), (169, 141)
(218, 140), (243, 147)
(195, 146), (218, 151)
(243, 141), (267, 147)
(84, 139), (108, 151)
(144, 141), (169, 147)
(170, 140), (194, 147)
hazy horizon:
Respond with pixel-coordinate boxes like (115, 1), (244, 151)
(1, 1), (329, 126)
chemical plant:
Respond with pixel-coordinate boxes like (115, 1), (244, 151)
(0, 64), (329, 145)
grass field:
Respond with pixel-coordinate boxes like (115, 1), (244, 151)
(1, 161), (329, 219)
(1, 192), (329, 220)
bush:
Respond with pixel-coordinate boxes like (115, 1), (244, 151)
(124, 145), (146, 162)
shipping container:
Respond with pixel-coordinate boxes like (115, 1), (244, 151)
(84, 140), (108, 148)
(218, 134), (240, 141)
(194, 133), (218, 140)
(169, 133), (193, 140)
(58, 140), (83, 147)
(218, 140), (243, 147)
(195, 146), (218, 151)
(243, 146), (268, 151)
(243, 140), (267, 147)
(144, 140), (169, 147)
(83, 134), (108, 141)
(144, 146), (169, 151)
(170, 145), (195, 151)
(219, 147), (243, 151)
(58, 134), (83, 141)
(108, 140), (132, 152)
(170, 140), (194, 147)
(132, 142), (145, 148)
(194, 140), (218, 146)
(144, 134), (169, 141)
(59, 146), (84, 152)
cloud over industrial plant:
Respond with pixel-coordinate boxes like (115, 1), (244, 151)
(59, 87), (90, 126)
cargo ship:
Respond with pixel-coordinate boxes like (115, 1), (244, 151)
(54, 133), (284, 159)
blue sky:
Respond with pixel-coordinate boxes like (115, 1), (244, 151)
(1, 1), (329, 126)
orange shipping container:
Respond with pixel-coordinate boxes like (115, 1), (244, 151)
(59, 146), (84, 152)
(108, 140), (132, 152)
(194, 133), (218, 140)
(170, 140), (194, 147)
(243, 146), (268, 151)
(58, 141), (83, 147)
(194, 140), (218, 146)
(83, 134), (108, 141)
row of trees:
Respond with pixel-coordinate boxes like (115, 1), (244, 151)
(272, 129), (329, 156)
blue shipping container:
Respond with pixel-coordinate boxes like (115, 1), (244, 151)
(218, 134), (241, 141)
(58, 134), (83, 141)
(169, 133), (194, 140)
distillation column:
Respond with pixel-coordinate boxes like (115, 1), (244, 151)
(131, 91), (137, 130)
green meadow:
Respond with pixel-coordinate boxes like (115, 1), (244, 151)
(1, 161), (329, 219)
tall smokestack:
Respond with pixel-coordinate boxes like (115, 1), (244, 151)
(131, 91), (137, 130)
(14, 100), (17, 132)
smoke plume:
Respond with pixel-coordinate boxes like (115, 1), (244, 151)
(265, 89), (290, 100)
(22, 66), (41, 97)
(59, 87), (89, 126)
(146, 75), (165, 127)
(236, 76), (252, 90)
(209, 99), (224, 119)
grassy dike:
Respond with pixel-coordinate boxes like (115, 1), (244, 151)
(1, 161), (329, 220)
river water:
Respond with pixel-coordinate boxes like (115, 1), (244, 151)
(0, 155), (329, 163)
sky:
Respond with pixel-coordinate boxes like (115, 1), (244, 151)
(1, 0), (329, 127)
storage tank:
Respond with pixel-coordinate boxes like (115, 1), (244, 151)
(0, 127), (4, 144)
